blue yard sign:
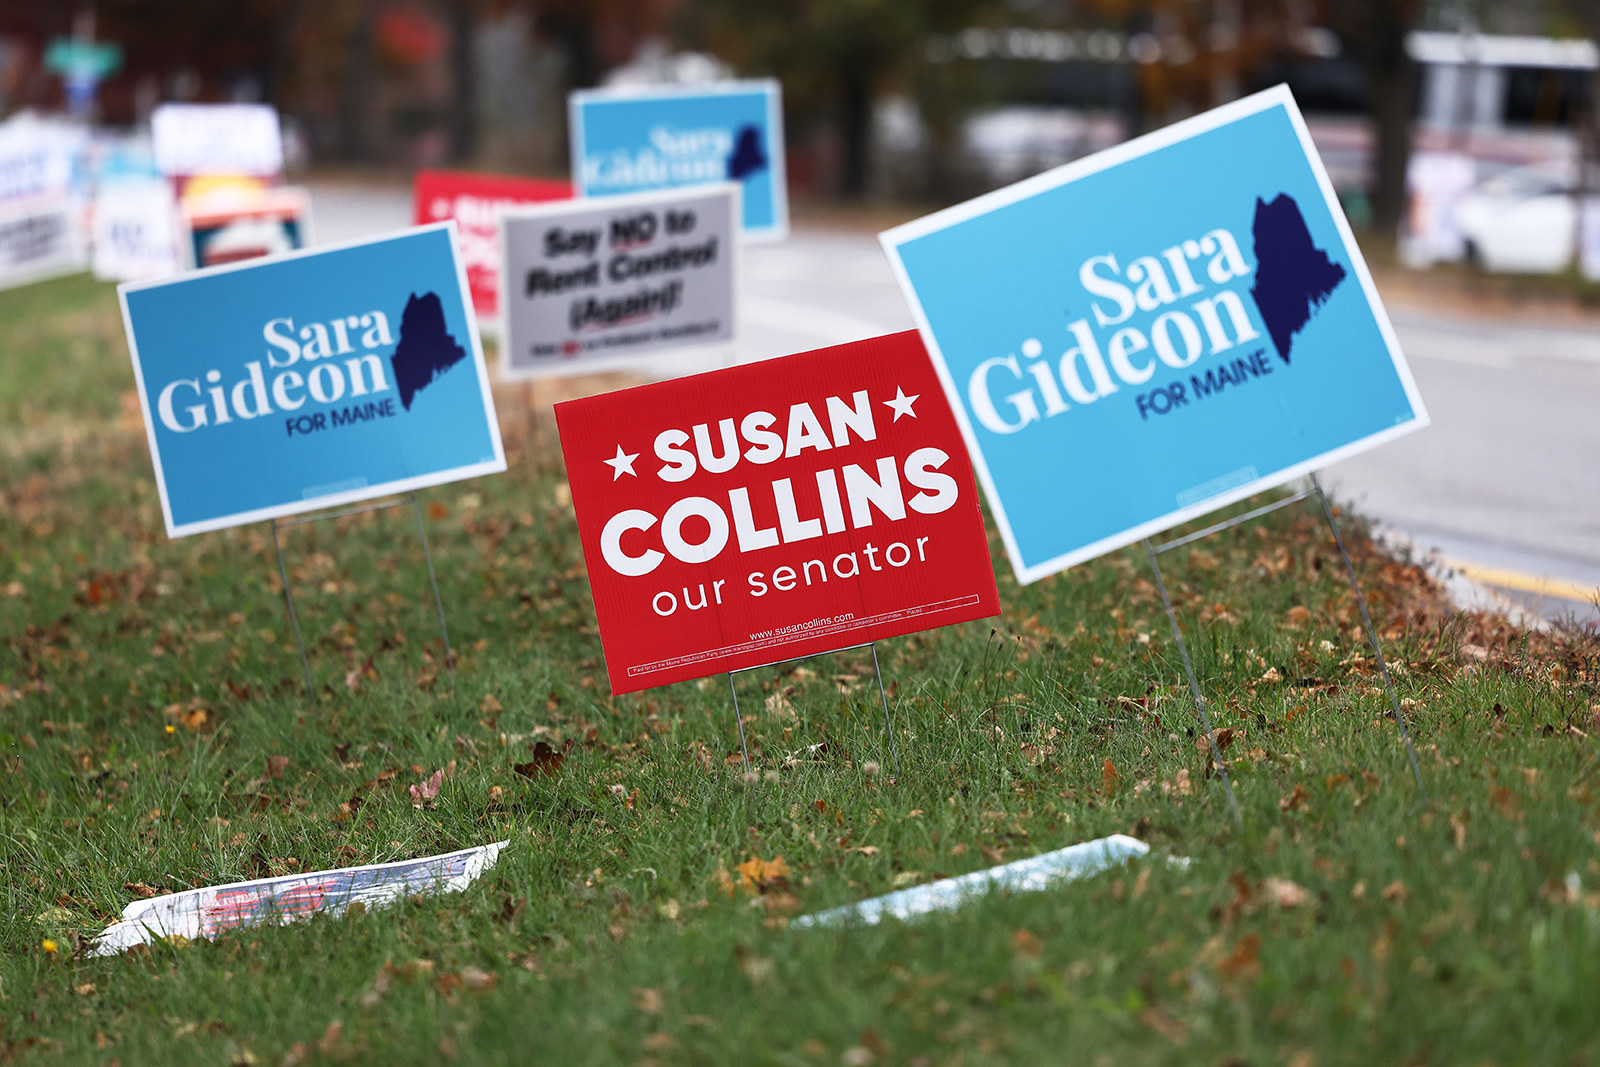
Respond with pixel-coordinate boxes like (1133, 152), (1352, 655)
(120, 223), (506, 537)
(569, 80), (787, 242)
(881, 86), (1428, 585)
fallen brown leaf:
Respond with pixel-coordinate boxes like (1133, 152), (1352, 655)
(1279, 784), (1310, 812)
(513, 740), (566, 779)
(409, 768), (443, 808)
(734, 943), (773, 985)
(1140, 1006), (1190, 1046)
(737, 855), (791, 896)
(460, 966), (496, 992)
(1217, 932), (1261, 980)
(316, 1021), (343, 1058)
(764, 690), (797, 720)
(1263, 877), (1311, 908)
(1011, 929), (1043, 958)
(1102, 758), (1120, 796)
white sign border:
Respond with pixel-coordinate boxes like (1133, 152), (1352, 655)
(880, 84), (1430, 585)
(119, 220), (508, 539)
(495, 182), (740, 382)
(569, 79), (789, 243)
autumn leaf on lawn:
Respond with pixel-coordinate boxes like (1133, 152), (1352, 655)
(1011, 929), (1043, 959)
(764, 689), (797, 720)
(266, 755), (291, 780)
(737, 855), (792, 896)
(410, 768), (443, 808)
(1102, 758), (1120, 796)
(1140, 1006), (1190, 1047)
(1489, 784), (1522, 820)
(460, 966), (496, 992)
(514, 740), (567, 779)
(1262, 877), (1311, 908)
(1217, 932), (1261, 981)
(163, 702), (211, 732)
(1279, 784), (1309, 812)
(733, 943), (773, 985)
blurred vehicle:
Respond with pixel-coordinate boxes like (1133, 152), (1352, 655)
(961, 106), (1126, 187)
(1454, 161), (1590, 274)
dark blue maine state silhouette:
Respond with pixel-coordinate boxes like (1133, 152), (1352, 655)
(726, 124), (768, 180)
(388, 291), (467, 411)
(1248, 193), (1347, 364)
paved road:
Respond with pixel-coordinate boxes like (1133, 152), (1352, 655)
(1324, 308), (1600, 625)
(309, 182), (1600, 625)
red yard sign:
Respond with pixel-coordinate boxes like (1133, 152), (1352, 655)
(555, 330), (1002, 694)
(412, 169), (571, 316)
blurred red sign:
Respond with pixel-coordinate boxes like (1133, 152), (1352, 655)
(413, 169), (570, 316)
(555, 330), (1001, 694)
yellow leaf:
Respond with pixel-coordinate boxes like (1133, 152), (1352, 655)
(737, 855), (791, 895)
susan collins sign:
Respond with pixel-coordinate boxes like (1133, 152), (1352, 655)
(555, 330), (1000, 695)
(570, 81), (787, 241)
(881, 86), (1428, 585)
(119, 224), (506, 538)
(499, 184), (737, 379)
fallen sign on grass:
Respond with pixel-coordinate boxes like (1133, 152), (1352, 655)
(89, 841), (505, 956)
(792, 835), (1154, 929)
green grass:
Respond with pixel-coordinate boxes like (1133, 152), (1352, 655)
(3, 271), (1599, 1066)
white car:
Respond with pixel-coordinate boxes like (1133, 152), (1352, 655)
(1454, 161), (1597, 274)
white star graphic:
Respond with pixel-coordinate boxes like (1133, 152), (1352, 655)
(883, 386), (920, 422)
(603, 444), (640, 480)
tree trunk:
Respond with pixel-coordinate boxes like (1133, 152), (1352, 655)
(447, 1), (477, 164)
(839, 62), (871, 198)
(1363, 6), (1416, 236)
(337, 6), (375, 162)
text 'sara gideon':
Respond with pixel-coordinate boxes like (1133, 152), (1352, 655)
(119, 223), (505, 537)
(883, 85), (1428, 585)
(555, 330), (1001, 695)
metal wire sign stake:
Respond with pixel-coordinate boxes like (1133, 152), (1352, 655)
(1143, 474), (1428, 829)
(725, 641), (901, 778)
(270, 491), (456, 706)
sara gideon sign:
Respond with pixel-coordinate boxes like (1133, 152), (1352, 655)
(569, 81), (787, 241)
(499, 184), (737, 380)
(881, 85), (1428, 585)
(555, 330), (1000, 695)
(120, 224), (506, 538)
